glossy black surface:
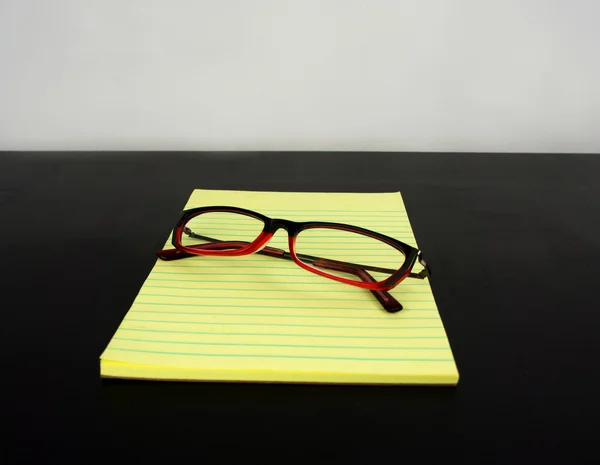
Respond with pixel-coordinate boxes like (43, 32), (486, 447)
(1, 152), (599, 464)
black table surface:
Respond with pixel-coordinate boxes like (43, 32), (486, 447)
(1, 152), (599, 464)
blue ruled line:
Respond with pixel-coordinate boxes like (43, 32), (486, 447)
(118, 327), (446, 340)
(107, 347), (453, 362)
(112, 336), (449, 351)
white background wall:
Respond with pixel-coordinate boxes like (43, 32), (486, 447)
(1, 0), (599, 152)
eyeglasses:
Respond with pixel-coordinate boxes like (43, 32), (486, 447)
(157, 206), (431, 313)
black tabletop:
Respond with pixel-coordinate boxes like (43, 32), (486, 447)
(1, 152), (599, 464)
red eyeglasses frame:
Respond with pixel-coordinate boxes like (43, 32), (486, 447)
(157, 206), (431, 313)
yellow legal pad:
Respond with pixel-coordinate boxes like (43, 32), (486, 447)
(100, 189), (459, 385)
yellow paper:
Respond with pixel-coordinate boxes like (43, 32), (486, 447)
(100, 190), (459, 385)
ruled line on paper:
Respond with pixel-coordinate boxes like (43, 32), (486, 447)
(142, 285), (431, 294)
(187, 220), (413, 224)
(106, 347), (454, 363)
(136, 292), (435, 303)
(122, 317), (442, 330)
(127, 309), (439, 321)
(132, 297), (436, 307)
(117, 326), (448, 339)
(145, 277), (430, 286)
(111, 337), (450, 351)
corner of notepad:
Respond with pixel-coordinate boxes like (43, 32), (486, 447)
(100, 359), (162, 380)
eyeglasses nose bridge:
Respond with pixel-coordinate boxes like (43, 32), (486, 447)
(266, 218), (300, 236)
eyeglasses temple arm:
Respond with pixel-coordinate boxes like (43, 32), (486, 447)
(180, 229), (400, 273)
(158, 229), (429, 313)
(307, 258), (404, 313)
(165, 229), (431, 276)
